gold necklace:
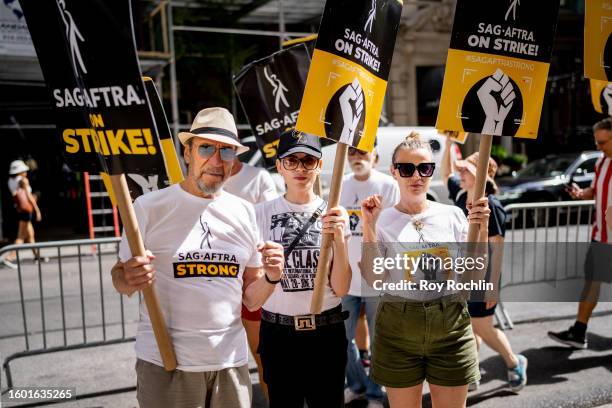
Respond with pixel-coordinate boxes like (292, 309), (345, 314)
(396, 202), (429, 242)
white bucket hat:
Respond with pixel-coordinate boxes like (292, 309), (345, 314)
(178, 107), (249, 155)
(9, 160), (29, 175)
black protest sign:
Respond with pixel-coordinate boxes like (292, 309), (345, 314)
(233, 44), (311, 168)
(124, 78), (184, 200)
(103, 78), (184, 201)
(436, 0), (560, 138)
(296, 0), (403, 152)
(20, 0), (163, 174)
(140, 78), (183, 185)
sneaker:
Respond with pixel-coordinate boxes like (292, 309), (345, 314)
(507, 354), (528, 393)
(468, 379), (480, 392)
(366, 400), (384, 408)
(1, 259), (17, 269)
(548, 328), (588, 349)
(344, 387), (365, 404)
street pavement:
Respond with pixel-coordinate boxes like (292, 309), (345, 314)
(0, 239), (611, 408)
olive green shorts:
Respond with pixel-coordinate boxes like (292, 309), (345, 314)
(371, 294), (480, 388)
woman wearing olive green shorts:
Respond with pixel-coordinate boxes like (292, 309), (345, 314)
(360, 134), (491, 408)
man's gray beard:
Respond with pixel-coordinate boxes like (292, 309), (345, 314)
(350, 160), (372, 177)
(196, 179), (223, 195)
(193, 166), (227, 195)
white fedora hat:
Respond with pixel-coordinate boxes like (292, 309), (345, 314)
(178, 107), (249, 155)
(9, 160), (29, 175)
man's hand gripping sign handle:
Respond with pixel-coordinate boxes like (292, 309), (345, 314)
(110, 174), (177, 371)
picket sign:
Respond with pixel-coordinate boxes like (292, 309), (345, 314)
(436, 0), (560, 243)
(233, 45), (311, 169)
(584, 0), (612, 81)
(296, 0), (403, 313)
(19, 0), (177, 370)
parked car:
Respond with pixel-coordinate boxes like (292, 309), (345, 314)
(496, 151), (603, 206)
(497, 151), (602, 228)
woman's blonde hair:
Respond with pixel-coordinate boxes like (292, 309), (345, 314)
(391, 131), (433, 163)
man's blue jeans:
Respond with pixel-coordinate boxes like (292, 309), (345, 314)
(342, 295), (383, 401)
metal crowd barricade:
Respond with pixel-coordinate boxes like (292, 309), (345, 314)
(495, 200), (596, 330)
(0, 237), (140, 405)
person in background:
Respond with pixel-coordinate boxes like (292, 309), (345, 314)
(224, 157), (278, 204)
(441, 136), (527, 393)
(1, 160), (42, 268)
(223, 157), (279, 399)
(340, 141), (399, 408)
(549, 117), (612, 349)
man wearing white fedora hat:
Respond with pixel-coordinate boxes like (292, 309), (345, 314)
(110, 107), (285, 408)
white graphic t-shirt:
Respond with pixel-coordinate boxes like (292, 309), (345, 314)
(374, 201), (468, 301)
(223, 162), (278, 204)
(119, 184), (261, 371)
(340, 170), (399, 296)
(255, 196), (351, 315)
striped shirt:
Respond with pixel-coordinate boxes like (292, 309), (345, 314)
(591, 156), (612, 243)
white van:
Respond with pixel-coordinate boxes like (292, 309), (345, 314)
(244, 126), (460, 203)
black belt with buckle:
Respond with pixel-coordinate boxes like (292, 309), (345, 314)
(261, 306), (349, 331)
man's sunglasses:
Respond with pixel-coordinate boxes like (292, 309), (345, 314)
(348, 147), (368, 156)
(281, 155), (319, 171)
(393, 162), (436, 178)
(197, 144), (237, 162)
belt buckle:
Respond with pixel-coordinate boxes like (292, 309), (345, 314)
(294, 314), (316, 331)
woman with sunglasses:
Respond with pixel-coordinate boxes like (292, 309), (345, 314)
(360, 132), (490, 408)
(254, 130), (352, 408)
(441, 136), (527, 393)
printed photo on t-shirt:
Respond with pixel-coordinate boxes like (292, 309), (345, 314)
(346, 194), (363, 236)
(269, 211), (322, 292)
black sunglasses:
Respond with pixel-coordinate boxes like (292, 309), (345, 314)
(281, 155), (319, 171)
(197, 144), (237, 162)
(393, 162), (436, 178)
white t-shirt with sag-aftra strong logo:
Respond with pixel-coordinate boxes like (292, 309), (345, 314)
(119, 184), (261, 372)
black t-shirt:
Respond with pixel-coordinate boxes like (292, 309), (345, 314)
(447, 175), (506, 238)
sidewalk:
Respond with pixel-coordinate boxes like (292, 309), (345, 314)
(2, 302), (611, 408)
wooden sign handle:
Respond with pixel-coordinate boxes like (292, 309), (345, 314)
(314, 174), (323, 197)
(310, 143), (348, 314)
(109, 174), (178, 371)
(466, 134), (493, 242)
